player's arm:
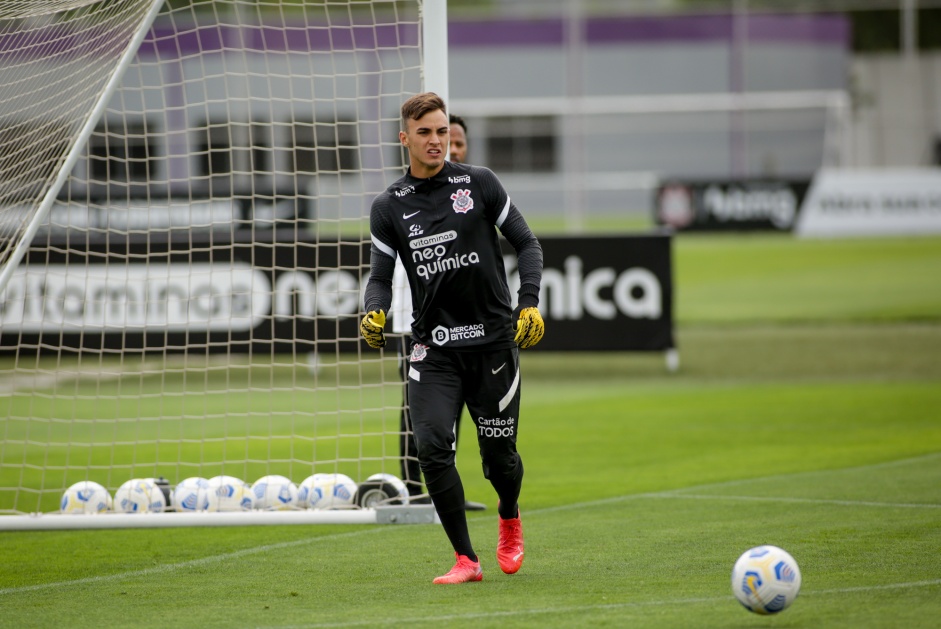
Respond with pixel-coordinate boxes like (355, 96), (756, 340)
(476, 166), (543, 300)
(499, 206), (545, 348)
(478, 166), (545, 347)
(361, 196), (397, 349)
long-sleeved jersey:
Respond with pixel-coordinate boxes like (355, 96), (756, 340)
(365, 161), (542, 350)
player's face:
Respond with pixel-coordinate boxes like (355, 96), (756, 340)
(449, 123), (467, 163)
(399, 109), (449, 178)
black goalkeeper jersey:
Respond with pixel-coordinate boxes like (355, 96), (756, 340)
(368, 161), (541, 350)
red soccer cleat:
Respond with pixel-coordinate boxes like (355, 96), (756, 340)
(433, 553), (483, 584)
(497, 510), (524, 574)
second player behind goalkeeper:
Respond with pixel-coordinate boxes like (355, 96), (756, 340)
(361, 91), (544, 584)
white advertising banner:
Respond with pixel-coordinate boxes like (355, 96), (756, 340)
(1, 263), (269, 333)
(796, 169), (941, 237)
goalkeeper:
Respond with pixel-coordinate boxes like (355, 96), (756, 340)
(397, 112), (486, 512)
(362, 92), (544, 585)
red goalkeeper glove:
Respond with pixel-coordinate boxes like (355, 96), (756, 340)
(513, 305), (544, 349)
(360, 310), (386, 349)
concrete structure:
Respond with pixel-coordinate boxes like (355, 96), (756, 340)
(4, 9), (940, 222)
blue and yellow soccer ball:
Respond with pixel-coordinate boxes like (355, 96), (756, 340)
(251, 474), (299, 511)
(731, 545), (802, 614)
(298, 473), (357, 509)
(171, 476), (210, 512)
(60, 481), (112, 514)
(206, 475), (254, 512)
(114, 478), (166, 513)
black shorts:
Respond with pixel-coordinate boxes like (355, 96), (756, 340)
(405, 342), (521, 469)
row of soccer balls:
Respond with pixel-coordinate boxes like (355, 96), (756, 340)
(60, 473), (409, 514)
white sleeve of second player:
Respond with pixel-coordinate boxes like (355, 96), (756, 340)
(390, 256), (414, 334)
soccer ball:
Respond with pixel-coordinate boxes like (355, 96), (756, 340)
(206, 475), (254, 512)
(731, 545), (802, 614)
(251, 475), (299, 510)
(60, 481), (112, 514)
(171, 477), (210, 512)
(114, 478), (167, 513)
(354, 472), (409, 508)
(298, 473), (357, 509)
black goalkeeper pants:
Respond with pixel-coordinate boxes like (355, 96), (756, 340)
(406, 342), (524, 557)
(398, 335), (468, 497)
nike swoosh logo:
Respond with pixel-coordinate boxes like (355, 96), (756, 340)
(403, 211), (420, 220)
(513, 550), (524, 562)
(492, 363), (506, 374)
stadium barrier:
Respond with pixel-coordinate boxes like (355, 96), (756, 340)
(655, 179), (810, 232)
(0, 231), (675, 361)
(796, 168), (941, 237)
(655, 169), (941, 237)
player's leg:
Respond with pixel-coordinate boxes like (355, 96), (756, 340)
(464, 346), (524, 515)
(453, 407), (488, 512)
(407, 344), (477, 569)
(397, 336), (425, 500)
(464, 346), (525, 574)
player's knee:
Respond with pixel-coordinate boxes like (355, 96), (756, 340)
(417, 441), (455, 474)
(480, 449), (522, 482)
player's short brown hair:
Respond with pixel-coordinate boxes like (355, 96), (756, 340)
(401, 92), (447, 130)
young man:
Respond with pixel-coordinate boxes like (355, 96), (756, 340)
(448, 113), (468, 163)
(361, 92), (544, 584)
(398, 111), (486, 512)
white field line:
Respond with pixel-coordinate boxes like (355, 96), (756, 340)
(666, 451), (941, 492)
(644, 493), (941, 509)
(0, 354), (243, 396)
(0, 527), (387, 596)
(1, 452), (938, 600)
(533, 450), (941, 516)
(0, 359), (168, 395)
(263, 579), (941, 629)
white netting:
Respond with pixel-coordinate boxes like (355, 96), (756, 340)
(0, 0), (424, 520)
(0, 0), (161, 274)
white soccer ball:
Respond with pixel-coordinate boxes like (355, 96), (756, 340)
(731, 545), (802, 614)
(206, 475), (254, 512)
(298, 473), (357, 509)
(251, 475), (299, 510)
(354, 473), (409, 508)
(114, 478), (167, 513)
(60, 481), (112, 514)
(171, 477), (210, 512)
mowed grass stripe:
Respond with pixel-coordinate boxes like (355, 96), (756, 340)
(256, 579), (941, 629)
(4, 451), (937, 594)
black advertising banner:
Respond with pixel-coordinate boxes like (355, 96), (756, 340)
(656, 179), (810, 231)
(0, 232), (367, 355)
(0, 233), (673, 354)
(502, 235), (674, 352)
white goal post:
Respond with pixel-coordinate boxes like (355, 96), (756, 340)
(0, 0), (445, 529)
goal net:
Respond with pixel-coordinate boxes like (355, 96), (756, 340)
(0, 0), (429, 527)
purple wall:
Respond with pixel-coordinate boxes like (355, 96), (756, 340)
(135, 13), (849, 57)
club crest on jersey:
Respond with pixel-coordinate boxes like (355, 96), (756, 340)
(450, 189), (474, 214)
(409, 343), (428, 362)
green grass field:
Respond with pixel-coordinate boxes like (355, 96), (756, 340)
(1, 232), (940, 628)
